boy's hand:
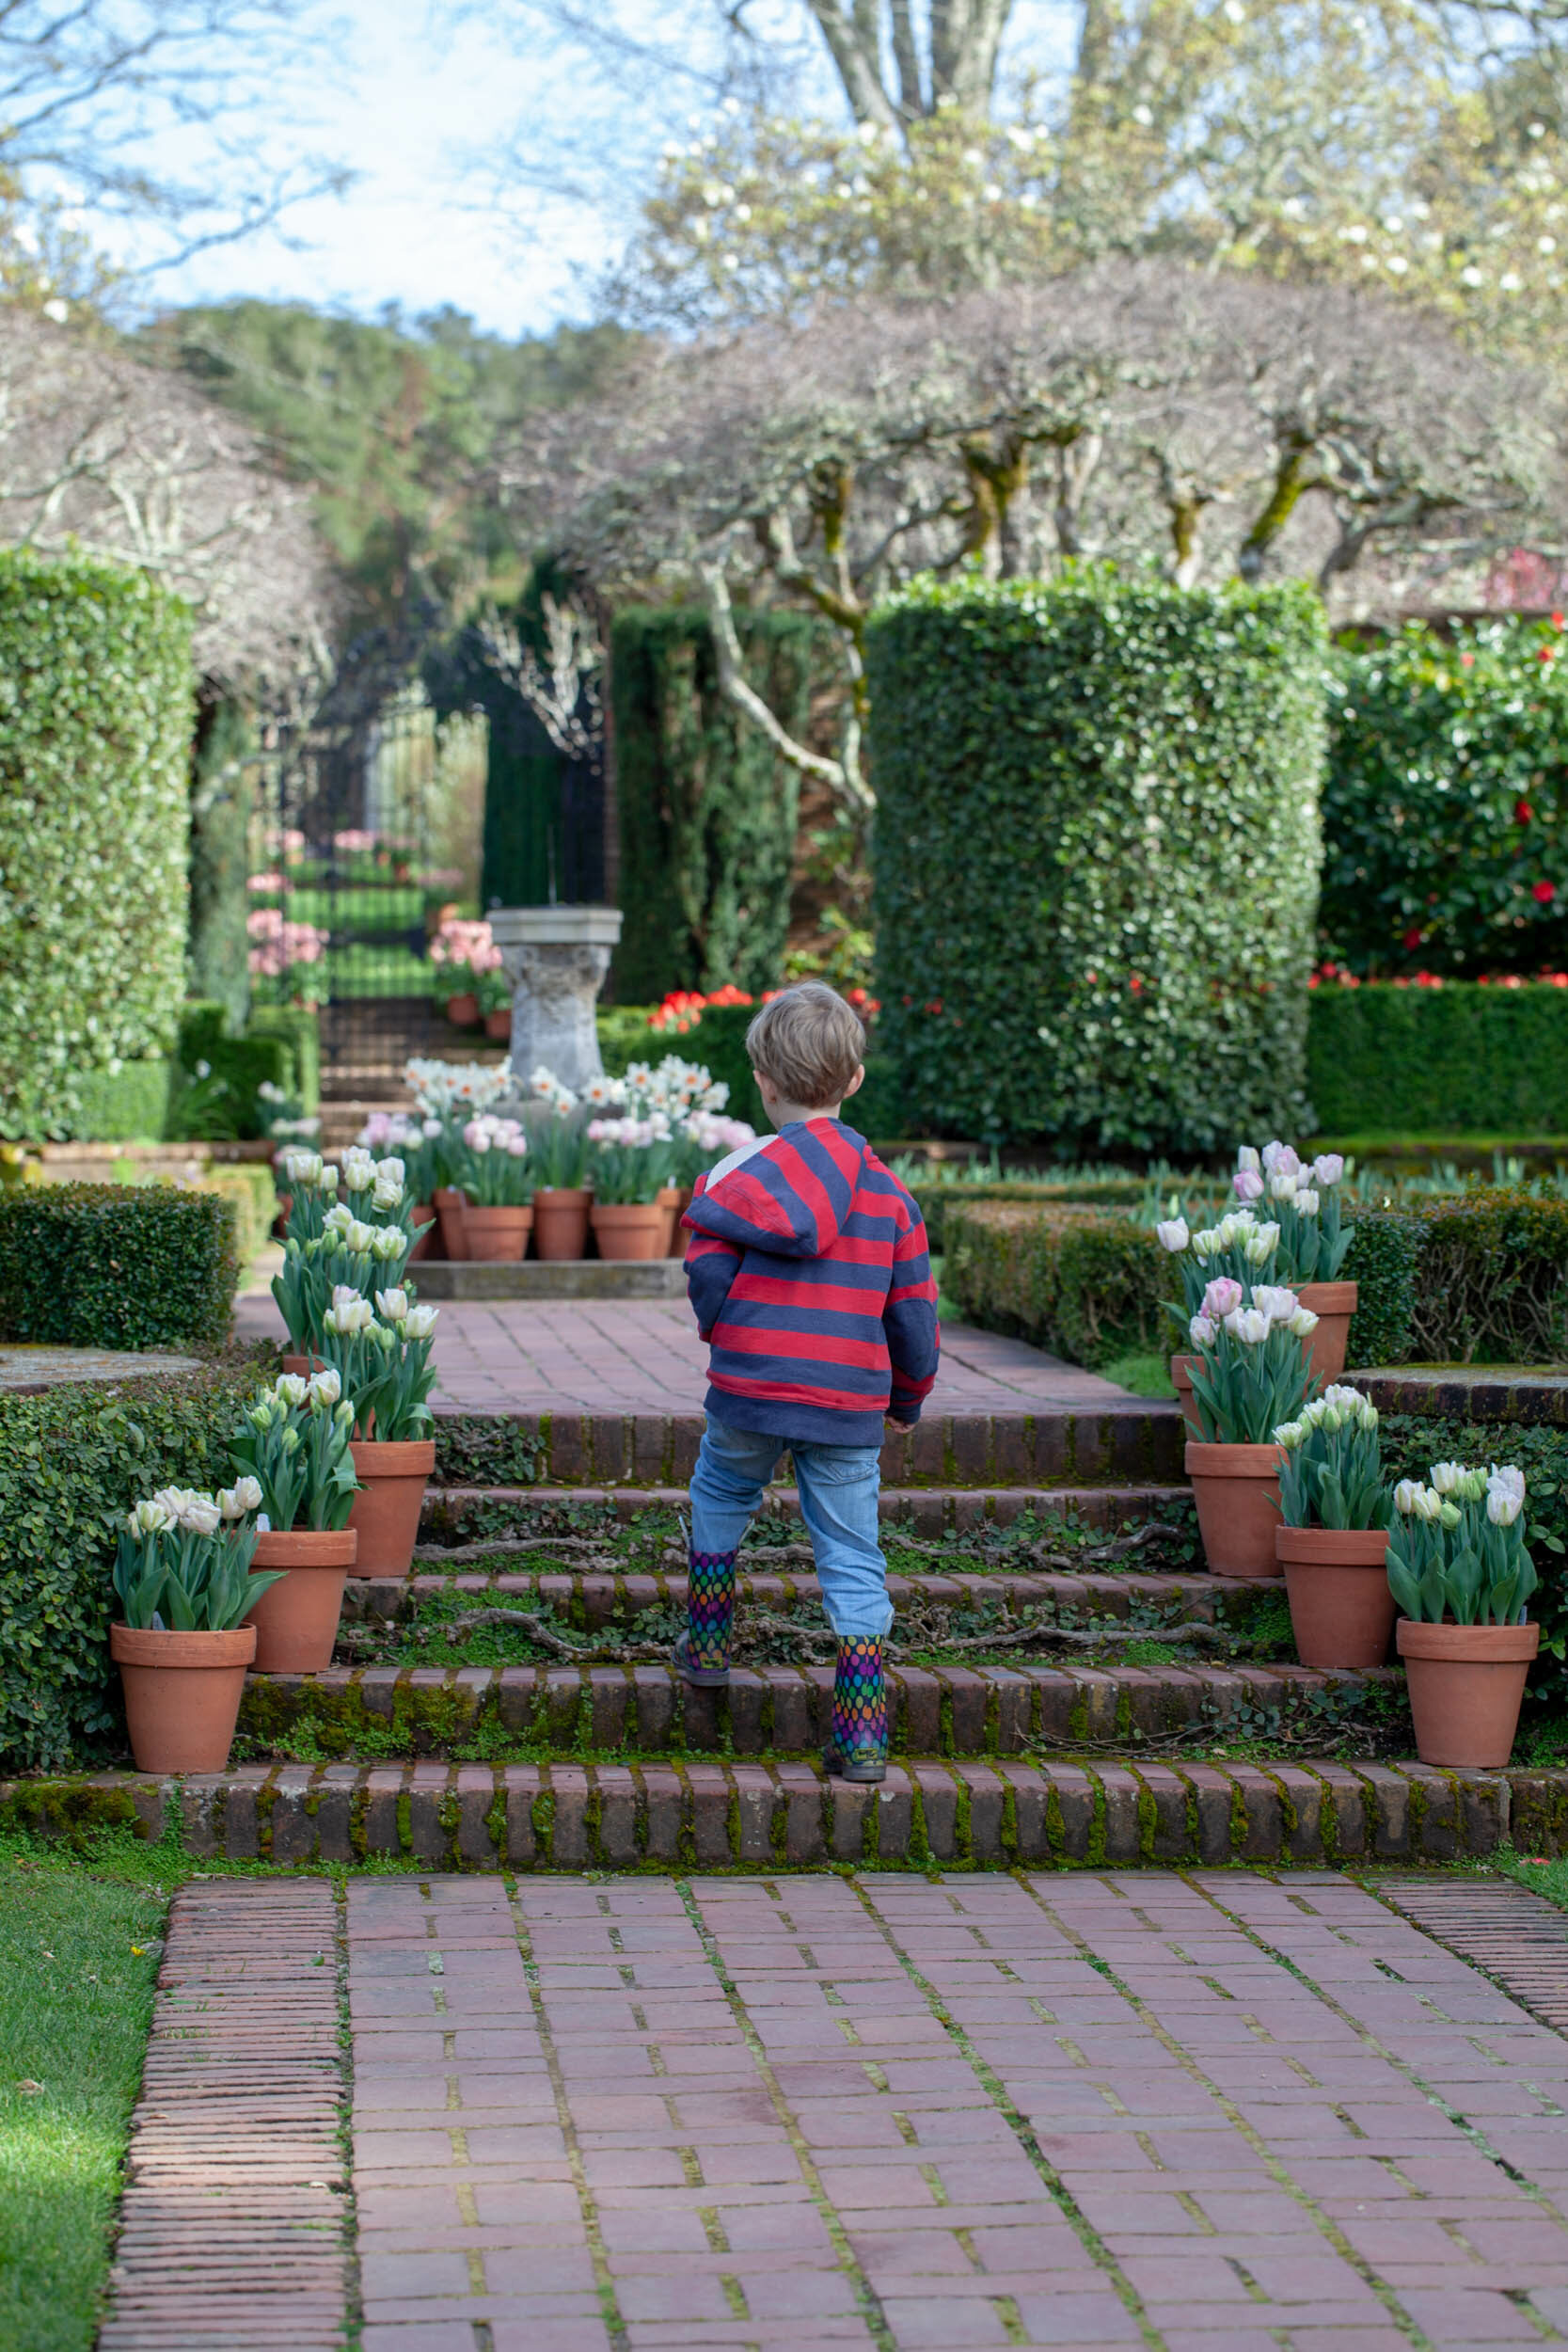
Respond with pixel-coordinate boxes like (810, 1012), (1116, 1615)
(883, 1414), (915, 1437)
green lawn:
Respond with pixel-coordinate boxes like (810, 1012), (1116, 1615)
(0, 1836), (166, 2352)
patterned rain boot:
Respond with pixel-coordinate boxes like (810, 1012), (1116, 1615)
(673, 1546), (737, 1687)
(822, 1636), (888, 1784)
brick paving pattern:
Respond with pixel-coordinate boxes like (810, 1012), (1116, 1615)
(348, 1870), (1568, 2351)
(1380, 1874), (1568, 2034)
(232, 1292), (1136, 1416)
(101, 1880), (349, 2351)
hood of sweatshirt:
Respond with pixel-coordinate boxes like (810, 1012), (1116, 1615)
(684, 1118), (868, 1261)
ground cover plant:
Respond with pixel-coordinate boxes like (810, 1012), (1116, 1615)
(0, 1838), (166, 2352)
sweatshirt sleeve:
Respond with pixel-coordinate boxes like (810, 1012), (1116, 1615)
(884, 1200), (941, 1424)
(683, 1219), (743, 1341)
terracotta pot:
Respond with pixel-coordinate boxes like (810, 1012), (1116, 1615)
(348, 1437), (436, 1576)
(533, 1186), (593, 1261)
(1185, 1440), (1286, 1578)
(592, 1201), (668, 1261)
(484, 1006), (512, 1041)
(273, 1189), (293, 1241)
(464, 1203), (532, 1262)
(280, 1352), (323, 1377)
(1170, 1354), (1201, 1436)
(446, 992), (479, 1027)
(433, 1185), (468, 1261)
(656, 1184), (685, 1258)
(1397, 1618), (1539, 1769)
(1276, 1524), (1394, 1669)
(111, 1622), (256, 1774)
(407, 1204), (436, 1263)
(1297, 1281), (1358, 1384)
(247, 1527), (357, 1674)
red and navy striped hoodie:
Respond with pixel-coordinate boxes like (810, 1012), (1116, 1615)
(681, 1117), (941, 1447)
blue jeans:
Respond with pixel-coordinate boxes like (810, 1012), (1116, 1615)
(689, 1415), (893, 1640)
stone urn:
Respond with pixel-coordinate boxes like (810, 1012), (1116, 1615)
(489, 907), (624, 1094)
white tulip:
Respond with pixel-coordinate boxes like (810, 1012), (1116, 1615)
(320, 1162), (340, 1188)
(1487, 1487), (1524, 1527)
(1294, 1188), (1320, 1216)
(375, 1288), (410, 1323)
(232, 1475), (263, 1513)
(341, 1219), (375, 1253)
(1323, 1384), (1362, 1411)
(1236, 1145), (1261, 1175)
(375, 1156), (406, 1189)
(1243, 1231), (1275, 1267)
(1261, 1141), (1302, 1177)
(309, 1367), (343, 1406)
(1155, 1218), (1189, 1252)
(1250, 1285), (1300, 1324)
(325, 1203), (354, 1238)
(1268, 1168), (1299, 1200)
(1410, 1486), (1444, 1523)
(1430, 1460), (1466, 1495)
(177, 1494), (222, 1536)
(216, 1484), (249, 1520)
(1488, 1464), (1527, 1511)
(402, 1303), (438, 1341)
(1192, 1227), (1221, 1262)
(1188, 1313), (1217, 1347)
(127, 1498), (175, 1536)
(1312, 1153), (1345, 1187)
(342, 1149), (377, 1190)
(1224, 1307), (1272, 1344)
(422, 1118), (443, 1138)
(281, 1148), (325, 1186)
(1287, 1307), (1319, 1337)
(1393, 1479), (1422, 1515)
(274, 1374), (309, 1407)
(371, 1226), (407, 1261)
(1274, 1421), (1306, 1449)
(331, 1283), (360, 1313)
(372, 1179), (404, 1213)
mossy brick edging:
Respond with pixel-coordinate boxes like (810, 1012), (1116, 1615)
(421, 1482), (1195, 1541)
(1350, 1371), (1568, 1426)
(339, 1564), (1272, 1634)
(430, 1408), (1187, 1492)
(230, 1659), (1402, 1759)
(7, 1757), (1560, 1868)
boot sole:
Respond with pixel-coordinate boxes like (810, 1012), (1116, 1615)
(822, 1749), (887, 1785)
(672, 1637), (730, 1688)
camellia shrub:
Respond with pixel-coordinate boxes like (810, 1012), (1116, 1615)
(867, 573), (1328, 1152)
(0, 548), (195, 1139)
(1323, 614), (1568, 978)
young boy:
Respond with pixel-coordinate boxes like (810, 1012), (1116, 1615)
(675, 981), (941, 1784)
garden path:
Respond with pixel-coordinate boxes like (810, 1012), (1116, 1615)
(232, 1282), (1136, 1415)
(108, 1870), (1568, 2350)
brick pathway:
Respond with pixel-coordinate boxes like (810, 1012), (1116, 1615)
(233, 1291), (1136, 1414)
(348, 1871), (1568, 2351)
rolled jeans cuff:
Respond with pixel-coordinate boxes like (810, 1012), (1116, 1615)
(821, 1597), (895, 1641)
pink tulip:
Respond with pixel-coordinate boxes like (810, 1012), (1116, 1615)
(1202, 1276), (1244, 1320)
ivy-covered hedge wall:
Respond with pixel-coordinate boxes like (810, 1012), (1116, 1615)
(867, 575), (1328, 1152)
(186, 697), (254, 1029)
(1323, 617), (1568, 979)
(0, 550), (195, 1141)
(0, 1185), (239, 1352)
(942, 1200), (1173, 1367)
(1308, 979), (1568, 1136)
(610, 607), (819, 1004)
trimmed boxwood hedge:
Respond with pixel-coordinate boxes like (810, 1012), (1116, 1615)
(0, 550), (195, 1141)
(1309, 980), (1568, 1136)
(942, 1200), (1174, 1367)
(0, 1185), (239, 1352)
(866, 574), (1328, 1151)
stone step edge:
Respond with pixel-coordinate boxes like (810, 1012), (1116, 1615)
(343, 1564), (1272, 1626)
(423, 1483), (1194, 1533)
(430, 1408), (1184, 1491)
(10, 1758), (1559, 1872)
(238, 1658), (1400, 1756)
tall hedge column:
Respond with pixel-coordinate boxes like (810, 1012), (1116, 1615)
(0, 550), (194, 1140)
(866, 577), (1328, 1152)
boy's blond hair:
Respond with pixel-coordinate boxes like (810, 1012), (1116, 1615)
(746, 982), (866, 1110)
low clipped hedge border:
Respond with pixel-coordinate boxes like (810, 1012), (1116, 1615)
(1309, 983), (1568, 1137)
(0, 1185), (239, 1352)
(942, 1201), (1172, 1368)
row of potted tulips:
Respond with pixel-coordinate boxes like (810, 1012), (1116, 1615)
(110, 1339), (438, 1775)
(1168, 1250), (1540, 1769)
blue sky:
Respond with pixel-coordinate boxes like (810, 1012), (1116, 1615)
(135, 0), (1073, 336)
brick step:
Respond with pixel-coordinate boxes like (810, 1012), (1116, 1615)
(342, 1565), (1271, 1629)
(16, 1756), (1558, 1870)
(422, 1481), (1193, 1539)
(236, 1658), (1398, 1757)
(430, 1406), (1185, 1490)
